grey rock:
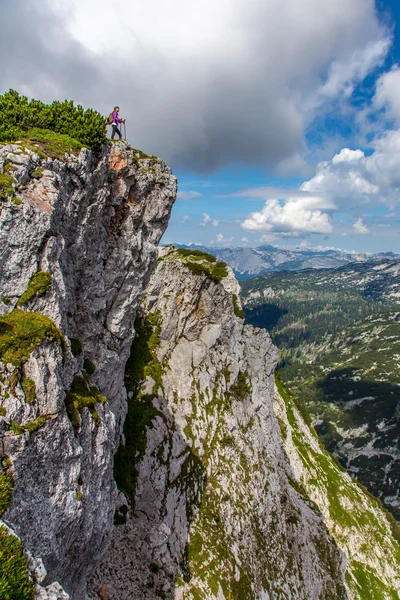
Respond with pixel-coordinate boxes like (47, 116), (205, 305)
(0, 142), (176, 599)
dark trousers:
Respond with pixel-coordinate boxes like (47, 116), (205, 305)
(111, 124), (122, 139)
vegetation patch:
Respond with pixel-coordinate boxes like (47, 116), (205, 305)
(0, 527), (35, 600)
(83, 358), (96, 375)
(69, 338), (82, 356)
(0, 461), (13, 516)
(114, 312), (163, 510)
(232, 294), (245, 319)
(0, 89), (106, 151)
(176, 248), (217, 262)
(0, 309), (64, 367)
(21, 378), (36, 403)
(0, 172), (15, 202)
(65, 376), (106, 428)
(2, 297), (10, 306)
(229, 370), (252, 402)
(17, 271), (52, 307)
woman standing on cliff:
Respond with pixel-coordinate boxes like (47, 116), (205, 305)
(110, 106), (125, 140)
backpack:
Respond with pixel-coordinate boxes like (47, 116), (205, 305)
(107, 113), (114, 125)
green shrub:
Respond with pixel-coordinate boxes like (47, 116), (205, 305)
(24, 415), (51, 433)
(0, 89), (106, 152)
(21, 379), (36, 404)
(176, 248), (216, 262)
(0, 469), (13, 517)
(76, 490), (83, 502)
(65, 376), (106, 428)
(185, 260), (228, 284)
(17, 271), (52, 306)
(83, 358), (96, 375)
(229, 371), (252, 402)
(1, 297), (10, 305)
(0, 309), (64, 367)
(0, 527), (34, 600)
(69, 338), (83, 356)
(9, 422), (24, 436)
(0, 173), (15, 201)
(232, 294), (245, 319)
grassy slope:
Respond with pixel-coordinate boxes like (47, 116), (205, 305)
(274, 375), (400, 600)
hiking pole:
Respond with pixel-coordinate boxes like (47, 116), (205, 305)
(123, 121), (127, 140)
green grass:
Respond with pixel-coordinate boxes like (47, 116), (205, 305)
(69, 338), (82, 356)
(17, 271), (52, 307)
(232, 294), (245, 319)
(0, 309), (64, 367)
(65, 376), (107, 428)
(0, 172), (15, 201)
(2, 297), (10, 305)
(21, 379), (36, 403)
(0, 527), (34, 600)
(83, 358), (96, 375)
(114, 312), (163, 509)
(23, 415), (51, 433)
(176, 248), (217, 263)
(229, 371), (251, 402)
(21, 128), (83, 159)
(0, 467), (13, 517)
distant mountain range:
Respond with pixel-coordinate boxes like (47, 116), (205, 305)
(171, 244), (400, 280)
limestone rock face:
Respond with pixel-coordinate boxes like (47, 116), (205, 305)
(0, 141), (176, 599)
(90, 248), (349, 600)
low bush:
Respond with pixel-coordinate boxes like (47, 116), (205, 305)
(17, 271), (52, 307)
(0, 89), (106, 151)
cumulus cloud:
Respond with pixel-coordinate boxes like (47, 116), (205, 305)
(0, 0), (389, 171)
(374, 66), (400, 124)
(177, 190), (202, 201)
(353, 218), (370, 234)
(180, 215), (191, 223)
(241, 197), (333, 235)
(200, 213), (219, 228)
(213, 233), (234, 245)
(300, 130), (400, 208)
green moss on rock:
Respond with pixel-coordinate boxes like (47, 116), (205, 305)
(69, 338), (82, 356)
(21, 378), (36, 403)
(17, 271), (52, 306)
(0, 172), (15, 201)
(114, 312), (163, 509)
(0, 527), (35, 600)
(65, 376), (106, 428)
(0, 309), (64, 367)
(232, 294), (245, 319)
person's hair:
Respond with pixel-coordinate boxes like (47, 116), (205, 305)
(114, 106), (119, 111)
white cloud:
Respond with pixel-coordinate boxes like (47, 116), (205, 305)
(200, 213), (219, 228)
(241, 237), (249, 244)
(180, 215), (191, 223)
(300, 129), (400, 209)
(5, 0), (389, 171)
(213, 233), (234, 245)
(353, 218), (370, 234)
(177, 190), (202, 201)
(374, 66), (400, 124)
(241, 197), (333, 235)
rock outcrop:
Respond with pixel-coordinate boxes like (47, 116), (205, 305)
(89, 248), (350, 599)
(0, 141), (177, 598)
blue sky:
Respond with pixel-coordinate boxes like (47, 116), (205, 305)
(163, 0), (400, 253)
(2, 0), (400, 254)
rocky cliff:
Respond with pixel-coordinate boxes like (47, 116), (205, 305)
(1, 141), (399, 600)
(0, 140), (176, 598)
(89, 247), (400, 600)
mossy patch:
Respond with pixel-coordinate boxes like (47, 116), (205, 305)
(83, 358), (96, 375)
(229, 370), (251, 402)
(65, 376), (106, 428)
(0, 527), (35, 600)
(69, 338), (82, 356)
(30, 168), (43, 179)
(17, 271), (52, 307)
(114, 312), (163, 509)
(232, 294), (245, 319)
(176, 248), (217, 263)
(1, 297), (10, 306)
(0, 463), (13, 517)
(0, 309), (64, 367)
(0, 172), (15, 201)
(21, 378), (36, 403)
